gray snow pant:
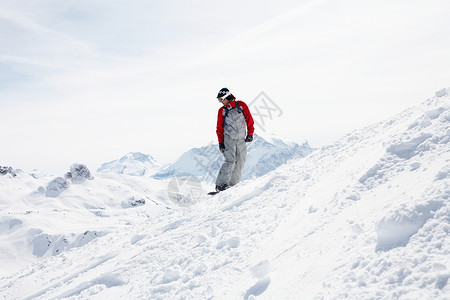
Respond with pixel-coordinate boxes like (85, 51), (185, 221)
(215, 137), (247, 187)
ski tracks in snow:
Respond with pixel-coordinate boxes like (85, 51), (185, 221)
(2, 249), (122, 300)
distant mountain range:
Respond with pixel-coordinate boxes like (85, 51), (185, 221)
(98, 135), (314, 182)
(97, 152), (160, 176)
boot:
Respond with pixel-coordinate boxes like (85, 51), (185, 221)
(215, 184), (230, 192)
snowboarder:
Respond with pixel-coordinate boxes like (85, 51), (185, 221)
(213, 88), (254, 193)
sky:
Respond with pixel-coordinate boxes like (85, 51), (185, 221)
(1, 0), (450, 175)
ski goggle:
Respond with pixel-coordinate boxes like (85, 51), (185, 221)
(217, 91), (231, 103)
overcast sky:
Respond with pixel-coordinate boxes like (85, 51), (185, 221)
(1, 0), (450, 175)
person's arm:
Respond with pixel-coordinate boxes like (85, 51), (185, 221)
(216, 107), (225, 143)
(239, 101), (254, 136)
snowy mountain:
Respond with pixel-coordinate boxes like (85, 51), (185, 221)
(1, 89), (449, 299)
(97, 152), (160, 176)
(153, 134), (314, 182)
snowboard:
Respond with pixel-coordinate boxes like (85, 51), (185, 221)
(208, 185), (230, 195)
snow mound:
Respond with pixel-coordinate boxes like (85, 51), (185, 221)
(45, 164), (93, 197)
(386, 132), (433, 159)
(45, 177), (70, 197)
(375, 199), (444, 251)
(31, 230), (107, 257)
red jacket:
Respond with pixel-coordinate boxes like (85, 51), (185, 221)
(216, 100), (254, 144)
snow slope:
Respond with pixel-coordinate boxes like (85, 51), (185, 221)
(153, 134), (313, 182)
(0, 167), (170, 278)
(0, 90), (449, 299)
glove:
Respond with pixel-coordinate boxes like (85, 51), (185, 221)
(219, 143), (225, 153)
(245, 135), (253, 142)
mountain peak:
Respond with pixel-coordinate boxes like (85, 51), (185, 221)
(120, 152), (157, 163)
(97, 152), (160, 176)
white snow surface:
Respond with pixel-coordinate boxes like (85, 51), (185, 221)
(1, 92), (450, 299)
(0, 170), (170, 279)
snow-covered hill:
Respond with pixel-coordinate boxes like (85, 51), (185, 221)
(153, 134), (313, 182)
(0, 165), (170, 278)
(97, 152), (160, 176)
(1, 89), (449, 299)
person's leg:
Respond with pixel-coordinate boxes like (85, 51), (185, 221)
(229, 139), (247, 186)
(215, 137), (237, 187)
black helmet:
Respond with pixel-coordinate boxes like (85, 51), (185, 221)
(217, 87), (235, 102)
